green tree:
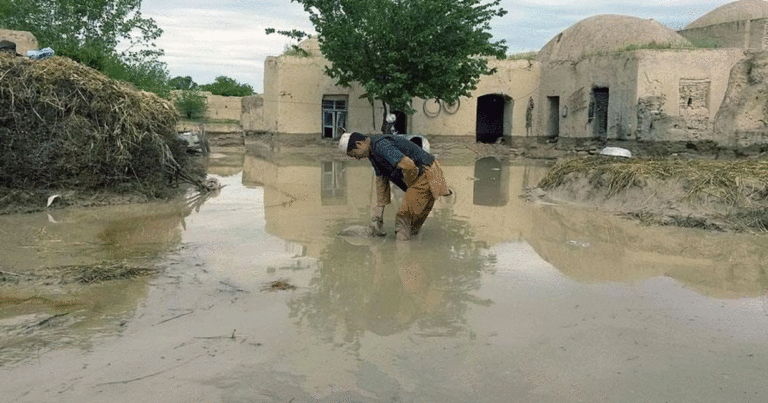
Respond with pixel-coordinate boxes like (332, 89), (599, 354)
(169, 76), (198, 91)
(174, 90), (208, 120)
(0, 0), (167, 94)
(268, 0), (507, 132)
(199, 76), (255, 97)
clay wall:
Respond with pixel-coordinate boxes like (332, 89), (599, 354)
(537, 54), (641, 140)
(241, 95), (266, 133)
(410, 59), (541, 139)
(635, 49), (745, 142)
(679, 18), (768, 50)
(203, 93), (241, 121)
(263, 55), (385, 138)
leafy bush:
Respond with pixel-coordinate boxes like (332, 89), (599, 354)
(199, 76), (255, 96)
(174, 90), (208, 119)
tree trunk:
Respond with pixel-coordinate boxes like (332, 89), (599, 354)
(380, 100), (391, 134)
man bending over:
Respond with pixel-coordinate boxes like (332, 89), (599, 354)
(339, 132), (451, 241)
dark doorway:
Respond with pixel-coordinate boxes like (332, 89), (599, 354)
(592, 87), (609, 139)
(476, 95), (506, 143)
(393, 110), (407, 134)
(473, 157), (507, 206)
(547, 96), (560, 139)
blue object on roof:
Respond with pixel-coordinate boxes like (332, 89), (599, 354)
(27, 47), (55, 60)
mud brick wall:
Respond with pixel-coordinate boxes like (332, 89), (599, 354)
(678, 18), (768, 50)
(204, 93), (241, 121)
(241, 95), (267, 133)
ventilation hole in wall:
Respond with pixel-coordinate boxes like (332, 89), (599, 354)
(687, 98), (693, 107)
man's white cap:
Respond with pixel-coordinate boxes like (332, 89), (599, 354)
(338, 132), (353, 152)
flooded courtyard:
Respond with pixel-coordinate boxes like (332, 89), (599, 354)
(2, 146), (768, 403)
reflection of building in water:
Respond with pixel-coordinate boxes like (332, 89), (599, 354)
(473, 157), (509, 207)
(321, 161), (346, 205)
(242, 152), (551, 253)
(527, 204), (768, 299)
(242, 153), (376, 256)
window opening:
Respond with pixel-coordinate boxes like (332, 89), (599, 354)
(322, 96), (348, 139)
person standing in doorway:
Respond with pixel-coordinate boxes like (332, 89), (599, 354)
(339, 132), (451, 241)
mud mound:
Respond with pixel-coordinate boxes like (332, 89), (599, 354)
(536, 156), (768, 232)
(0, 53), (192, 194)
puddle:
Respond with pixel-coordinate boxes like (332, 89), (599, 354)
(2, 146), (768, 402)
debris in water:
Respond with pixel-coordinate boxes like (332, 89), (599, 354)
(54, 262), (158, 284)
(261, 279), (297, 292)
(46, 194), (60, 207)
(567, 240), (591, 248)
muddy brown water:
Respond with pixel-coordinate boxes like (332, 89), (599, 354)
(1, 146), (768, 403)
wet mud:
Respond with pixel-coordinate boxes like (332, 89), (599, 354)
(1, 145), (767, 402)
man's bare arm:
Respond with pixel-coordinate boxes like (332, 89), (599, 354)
(371, 175), (390, 236)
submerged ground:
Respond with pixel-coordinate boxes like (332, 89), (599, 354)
(1, 145), (767, 402)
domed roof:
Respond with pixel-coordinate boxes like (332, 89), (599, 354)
(686, 0), (768, 29)
(537, 14), (691, 62)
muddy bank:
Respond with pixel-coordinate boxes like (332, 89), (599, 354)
(531, 156), (768, 233)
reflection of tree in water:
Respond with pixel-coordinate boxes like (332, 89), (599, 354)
(287, 213), (494, 352)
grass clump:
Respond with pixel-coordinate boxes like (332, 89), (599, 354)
(506, 51), (537, 61)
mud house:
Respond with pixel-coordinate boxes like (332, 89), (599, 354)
(678, 0), (768, 49)
(242, 0), (768, 149)
(536, 14), (745, 146)
(242, 37), (540, 143)
(0, 29), (38, 55)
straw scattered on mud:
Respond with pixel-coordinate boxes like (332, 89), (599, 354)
(534, 156), (768, 232)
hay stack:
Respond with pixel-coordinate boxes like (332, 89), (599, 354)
(0, 53), (190, 193)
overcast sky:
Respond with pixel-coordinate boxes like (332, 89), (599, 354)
(140, 0), (739, 93)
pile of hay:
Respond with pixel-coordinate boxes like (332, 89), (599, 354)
(0, 53), (192, 195)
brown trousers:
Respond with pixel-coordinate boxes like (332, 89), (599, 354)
(394, 161), (450, 241)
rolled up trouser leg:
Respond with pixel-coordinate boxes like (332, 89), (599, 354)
(395, 169), (435, 241)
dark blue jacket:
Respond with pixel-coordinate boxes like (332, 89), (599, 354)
(368, 135), (435, 191)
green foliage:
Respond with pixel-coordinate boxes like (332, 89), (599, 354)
(169, 76), (198, 90)
(0, 0), (167, 95)
(275, 0), (507, 117)
(620, 41), (693, 52)
(199, 76), (255, 97)
(689, 38), (720, 49)
(174, 90), (208, 119)
(282, 43), (310, 57)
(103, 56), (170, 96)
(507, 51), (537, 61)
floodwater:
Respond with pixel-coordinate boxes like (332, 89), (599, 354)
(1, 146), (768, 403)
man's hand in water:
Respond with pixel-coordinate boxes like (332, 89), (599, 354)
(371, 205), (386, 236)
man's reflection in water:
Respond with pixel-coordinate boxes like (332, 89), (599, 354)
(289, 225), (492, 352)
(358, 241), (447, 336)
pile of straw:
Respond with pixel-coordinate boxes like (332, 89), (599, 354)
(0, 53), (191, 194)
(539, 156), (768, 207)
